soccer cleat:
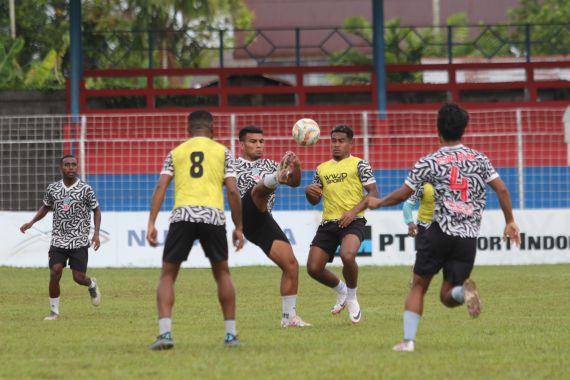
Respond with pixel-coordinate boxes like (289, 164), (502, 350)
(281, 315), (312, 328)
(331, 290), (347, 315)
(463, 278), (482, 318)
(150, 332), (174, 350)
(44, 311), (60, 321)
(347, 299), (361, 324)
(224, 333), (241, 347)
(88, 278), (101, 306)
(277, 151), (295, 183)
(392, 340), (415, 352)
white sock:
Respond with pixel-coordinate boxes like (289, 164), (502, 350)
(159, 317), (172, 335)
(224, 320), (236, 336)
(263, 173), (279, 189)
(49, 297), (60, 315)
(89, 280), (96, 289)
(334, 281), (347, 294)
(282, 295), (297, 320)
(451, 286), (465, 304)
(347, 287), (357, 301)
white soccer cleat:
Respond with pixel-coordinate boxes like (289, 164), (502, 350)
(88, 278), (101, 306)
(44, 311), (60, 321)
(347, 299), (361, 324)
(392, 340), (415, 352)
(281, 315), (312, 328)
(463, 278), (481, 318)
(331, 290), (347, 315)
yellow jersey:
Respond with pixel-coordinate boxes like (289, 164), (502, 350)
(166, 137), (229, 211)
(314, 156), (375, 221)
(417, 182), (435, 224)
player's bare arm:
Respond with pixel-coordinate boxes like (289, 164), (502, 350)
(488, 177), (521, 247)
(20, 205), (51, 233)
(407, 222), (418, 237)
(224, 176), (244, 251)
(338, 183), (378, 228)
(91, 206), (102, 251)
(305, 183), (323, 205)
(146, 174), (172, 247)
(367, 184), (414, 209)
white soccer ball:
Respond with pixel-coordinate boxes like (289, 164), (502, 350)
(292, 118), (320, 146)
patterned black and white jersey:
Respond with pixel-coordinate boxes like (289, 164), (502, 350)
(43, 179), (99, 249)
(235, 157), (278, 212)
(405, 144), (499, 238)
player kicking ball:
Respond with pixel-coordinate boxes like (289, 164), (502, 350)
(235, 125), (310, 328)
(20, 155), (102, 320)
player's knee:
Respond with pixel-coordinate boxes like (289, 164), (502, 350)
(49, 268), (62, 280)
(339, 251), (357, 264)
(72, 272), (86, 284)
(306, 262), (321, 278)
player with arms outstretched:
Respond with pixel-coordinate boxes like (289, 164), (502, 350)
(235, 125), (310, 327)
(146, 110), (244, 350)
(367, 103), (521, 352)
(305, 125), (378, 324)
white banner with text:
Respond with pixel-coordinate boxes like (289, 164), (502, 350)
(1, 210), (569, 267)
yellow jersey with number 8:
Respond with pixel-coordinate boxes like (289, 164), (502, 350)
(172, 137), (226, 210)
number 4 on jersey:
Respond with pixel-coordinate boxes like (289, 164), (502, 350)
(450, 166), (468, 201)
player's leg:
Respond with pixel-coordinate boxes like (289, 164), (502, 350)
(268, 240), (311, 327)
(440, 236), (480, 317)
(45, 247), (66, 320)
(338, 233), (362, 324)
(150, 222), (195, 350)
(307, 243), (348, 315)
(393, 223), (443, 352)
(250, 152), (295, 212)
(69, 247), (101, 306)
(210, 259), (240, 346)
(201, 223), (240, 347)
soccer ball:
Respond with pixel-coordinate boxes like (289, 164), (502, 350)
(292, 118), (320, 146)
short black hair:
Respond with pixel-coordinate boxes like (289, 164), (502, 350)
(188, 110), (213, 132)
(437, 103), (469, 141)
(239, 125), (263, 141)
(331, 124), (354, 139)
(60, 154), (75, 166)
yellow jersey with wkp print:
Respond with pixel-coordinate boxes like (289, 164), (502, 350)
(313, 155), (376, 221)
(169, 137), (228, 211)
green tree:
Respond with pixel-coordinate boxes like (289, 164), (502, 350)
(508, 0), (570, 56)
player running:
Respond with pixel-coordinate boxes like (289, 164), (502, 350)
(367, 103), (521, 352)
(20, 155), (102, 320)
(305, 125), (378, 324)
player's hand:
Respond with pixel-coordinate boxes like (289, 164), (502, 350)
(366, 197), (382, 209)
(338, 210), (356, 228)
(232, 228), (244, 251)
(146, 224), (159, 247)
(503, 221), (521, 247)
(305, 183), (323, 198)
(20, 222), (33, 233)
(407, 222), (418, 237)
(91, 233), (101, 251)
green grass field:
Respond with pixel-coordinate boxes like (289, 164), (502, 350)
(1, 265), (569, 379)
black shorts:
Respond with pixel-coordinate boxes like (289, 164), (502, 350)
(162, 221), (228, 263)
(414, 222), (477, 286)
(242, 187), (289, 255)
(48, 246), (89, 273)
(310, 218), (366, 262)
